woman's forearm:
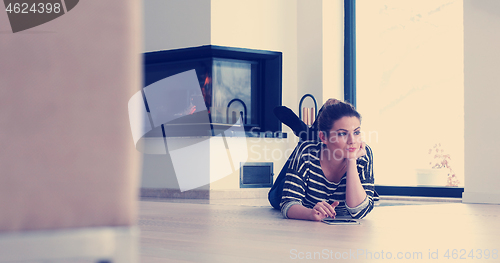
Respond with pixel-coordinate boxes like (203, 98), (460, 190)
(286, 204), (314, 220)
(345, 159), (367, 208)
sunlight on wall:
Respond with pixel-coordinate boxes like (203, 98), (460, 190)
(357, 0), (464, 186)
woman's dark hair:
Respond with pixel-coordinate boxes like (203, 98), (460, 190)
(317, 99), (361, 136)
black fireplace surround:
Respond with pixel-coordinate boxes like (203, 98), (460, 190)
(143, 45), (284, 138)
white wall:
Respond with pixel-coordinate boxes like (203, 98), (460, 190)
(211, 0), (345, 129)
(462, 0), (500, 204)
(143, 0), (211, 52)
(323, 0), (345, 102)
(297, 0), (324, 106)
(211, 0), (299, 112)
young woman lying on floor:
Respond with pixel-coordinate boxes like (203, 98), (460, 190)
(268, 99), (376, 221)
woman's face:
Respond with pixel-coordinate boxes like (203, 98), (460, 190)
(319, 116), (362, 161)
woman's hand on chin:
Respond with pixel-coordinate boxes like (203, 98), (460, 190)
(347, 141), (366, 161)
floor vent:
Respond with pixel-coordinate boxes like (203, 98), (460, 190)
(240, 162), (273, 188)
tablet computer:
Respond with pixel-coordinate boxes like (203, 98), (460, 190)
(321, 218), (360, 225)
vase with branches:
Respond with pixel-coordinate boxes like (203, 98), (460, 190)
(428, 143), (460, 187)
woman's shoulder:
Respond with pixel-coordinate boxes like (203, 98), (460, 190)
(296, 140), (322, 155)
(288, 140), (321, 168)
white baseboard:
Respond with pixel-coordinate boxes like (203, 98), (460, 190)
(462, 191), (500, 204)
(209, 188), (270, 199)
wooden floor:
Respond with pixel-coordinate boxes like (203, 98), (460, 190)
(138, 198), (500, 262)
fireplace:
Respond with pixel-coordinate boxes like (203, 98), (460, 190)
(143, 45), (283, 137)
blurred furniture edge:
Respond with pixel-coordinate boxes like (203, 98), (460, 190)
(0, 227), (138, 262)
(0, 0), (142, 262)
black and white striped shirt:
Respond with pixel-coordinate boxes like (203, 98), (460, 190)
(280, 141), (375, 219)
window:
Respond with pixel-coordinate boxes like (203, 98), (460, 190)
(355, 0), (464, 194)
